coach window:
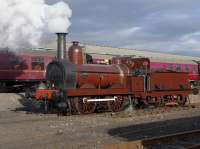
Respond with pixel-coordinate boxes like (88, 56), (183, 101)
(10, 58), (23, 70)
(167, 64), (173, 71)
(185, 65), (190, 72)
(31, 57), (44, 70)
(193, 65), (197, 73)
(176, 64), (181, 72)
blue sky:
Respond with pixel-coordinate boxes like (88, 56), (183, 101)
(47, 0), (200, 56)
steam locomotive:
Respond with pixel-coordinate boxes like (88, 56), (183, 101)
(36, 33), (191, 114)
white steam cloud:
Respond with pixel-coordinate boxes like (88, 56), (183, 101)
(0, 0), (72, 49)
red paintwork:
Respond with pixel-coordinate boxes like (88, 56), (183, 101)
(150, 61), (199, 81)
(68, 42), (85, 64)
(0, 51), (54, 81)
(36, 56), (191, 102)
(76, 64), (130, 88)
(36, 87), (190, 101)
(75, 58), (148, 89)
(76, 64), (123, 73)
(149, 72), (190, 91)
(131, 72), (190, 95)
(95, 57), (200, 82)
(36, 89), (58, 101)
(135, 90), (191, 99)
(131, 76), (144, 92)
(189, 74), (199, 81)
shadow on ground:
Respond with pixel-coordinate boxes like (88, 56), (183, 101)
(108, 115), (200, 141)
(13, 93), (42, 113)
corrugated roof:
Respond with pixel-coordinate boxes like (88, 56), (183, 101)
(40, 41), (200, 64)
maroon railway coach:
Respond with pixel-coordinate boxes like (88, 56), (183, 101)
(0, 50), (54, 96)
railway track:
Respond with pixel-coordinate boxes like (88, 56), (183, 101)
(108, 105), (195, 118)
(102, 129), (200, 149)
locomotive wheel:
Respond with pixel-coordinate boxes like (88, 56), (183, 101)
(177, 95), (187, 106)
(192, 88), (199, 95)
(74, 97), (96, 114)
(25, 88), (31, 99)
(156, 98), (165, 107)
(107, 96), (125, 112)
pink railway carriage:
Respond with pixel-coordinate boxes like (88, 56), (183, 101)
(92, 57), (199, 86)
(0, 50), (54, 95)
(150, 61), (199, 84)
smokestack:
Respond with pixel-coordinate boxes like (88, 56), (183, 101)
(56, 33), (67, 60)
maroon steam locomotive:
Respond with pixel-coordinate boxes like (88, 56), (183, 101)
(36, 33), (191, 114)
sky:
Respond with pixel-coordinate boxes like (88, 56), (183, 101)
(47, 0), (200, 56)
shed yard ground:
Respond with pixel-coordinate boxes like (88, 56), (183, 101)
(0, 93), (200, 149)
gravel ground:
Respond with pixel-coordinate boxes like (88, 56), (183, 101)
(0, 93), (200, 149)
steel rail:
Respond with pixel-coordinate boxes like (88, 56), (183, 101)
(102, 129), (200, 149)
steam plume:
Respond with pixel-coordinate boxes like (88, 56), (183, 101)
(0, 0), (72, 49)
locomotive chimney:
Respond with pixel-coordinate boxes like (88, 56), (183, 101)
(56, 33), (68, 60)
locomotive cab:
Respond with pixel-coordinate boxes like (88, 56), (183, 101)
(131, 58), (150, 75)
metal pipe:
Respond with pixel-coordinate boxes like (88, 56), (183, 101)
(83, 97), (117, 103)
(56, 33), (68, 60)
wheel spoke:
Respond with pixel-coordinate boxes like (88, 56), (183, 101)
(108, 96), (124, 112)
(74, 97), (96, 114)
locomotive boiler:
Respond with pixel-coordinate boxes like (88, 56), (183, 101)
(36, 33), (191, 114)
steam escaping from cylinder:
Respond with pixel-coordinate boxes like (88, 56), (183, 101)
(0, 0), (72, 50)
(57, 33), (67, 60)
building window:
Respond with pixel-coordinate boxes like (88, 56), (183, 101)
(31, 57), (44, 70)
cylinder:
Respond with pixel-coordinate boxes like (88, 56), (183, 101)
(68, 41), (85, 64)
(56, 33), (68, 60)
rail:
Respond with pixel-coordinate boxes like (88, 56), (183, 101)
(102, 129), (200, 149)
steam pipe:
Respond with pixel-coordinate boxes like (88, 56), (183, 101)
(56, 33), (68, 60)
